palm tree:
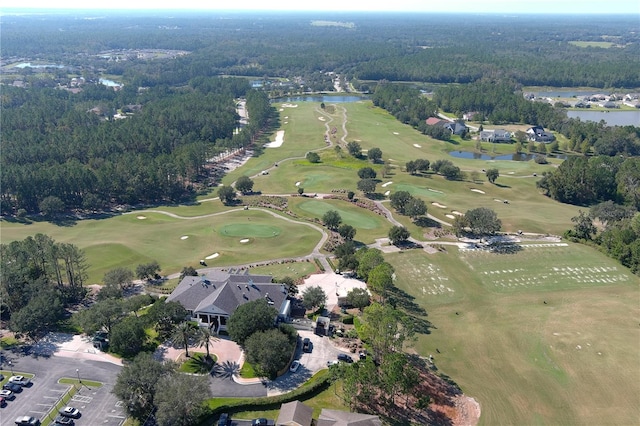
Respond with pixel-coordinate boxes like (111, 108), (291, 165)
(172, 321), (199, 358)
(196, 327), (219, 361)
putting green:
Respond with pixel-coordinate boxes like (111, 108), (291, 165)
(298, 200), (379, 229)
(217, 223), (281, 238)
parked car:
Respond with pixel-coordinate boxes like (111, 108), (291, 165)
(3, 383), (22, 392)
(327, 360), (339, 367)
(337, 353), (353, 363)
(302, 338), (312, 353)
(217, 413), (229, 426)
(289, 360), (300, 372)
(58, 407), (80, 418)
(8, 376), (30, 386)
(0, 390), (16, 400)
(252, 418), (268, 426)
(14, 416), (40, 425)
(358, 350), (367, 360)
(53, 416), (74, 425)
(0, 396), (6, 406)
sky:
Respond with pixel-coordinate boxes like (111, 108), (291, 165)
(1, 0), (639, 14)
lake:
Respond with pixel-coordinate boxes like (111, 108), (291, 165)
(567, 110), (640, 126)
(15, 62), (65, 69)
(99, 78), (122, 87)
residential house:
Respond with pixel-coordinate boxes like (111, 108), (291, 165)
(599, 100), (618, 109)
(623, 99), (640, 108)
(317, 409), (382, 426)
(526, 126), (555, 143)
(479, 129), (511, 143)
(276, 401), (313, 426)
(166, 269), (290, 333)
(425, 117), (444, 126)
(463, 111), (479, 121)
(443, 120), (468, 135)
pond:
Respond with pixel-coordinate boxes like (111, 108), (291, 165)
(273, 95), (370, 103)
(567, 110), (640, 127)
(448, 151), (568, 161)
(15, 62), (65, 69)
(99, 78), (122, 87)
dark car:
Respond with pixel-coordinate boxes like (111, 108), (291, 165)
(3, 383), (22, 393)
(252, 418), (268, 426)
(14, 417), (40, 426)
(217, 413), (229, 426)
(302, 338), (312, 353)
(337, 353), (353, 363)
(53, 416), (74, 425)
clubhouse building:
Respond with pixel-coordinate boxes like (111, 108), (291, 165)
(166, 268), (290, 334)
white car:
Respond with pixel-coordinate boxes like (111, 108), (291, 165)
(9, 376), (30, 386)
(59, 406), (80, 418)
(327, 360), (339, 367)
(0, 389), (16, 400)
(289, 360), (300, 372)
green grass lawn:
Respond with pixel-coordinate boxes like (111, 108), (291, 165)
(249, 260), (318, 281)
(388, 244), (640, 426)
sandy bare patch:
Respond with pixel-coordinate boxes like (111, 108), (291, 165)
(205, 253), (220, 260)
(295, 181), (301, 187)
(452, 395), (481, 426)
(281, 103), (298, 108)
(384, 190), (391, 196)
(278, 108), (284, 112)
(446, 214), (455, 219)
(494, 198), (503, 202)
(180, 236), (189, 240)
(318, 116), (326, 121)
(393, 132), (399, 135)
(413, 144), (422, 148)
(137, 215), (147, 220)
(284, 121), (288, 124)
(264, 130), (285, 148)
(470, 188), (485, 194)
(432, 202), (447, 208)
(284, 116), (288, 119)
(381, 181), (393, 187)
(452, 210), (464, 216)
(428, 188), (443, 194)
(240, 239), (250, 243)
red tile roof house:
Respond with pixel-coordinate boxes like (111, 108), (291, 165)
(166, 269), (290, 333)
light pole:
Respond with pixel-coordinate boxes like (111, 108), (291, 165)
(8, 361), (13, 375)
(76, 368), (80, 384)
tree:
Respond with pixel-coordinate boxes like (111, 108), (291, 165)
(357, 167), (377, 179)
(465, 207), (502, 235)
(195, 326), (218, 360)
(452, 215), (470, 237)
(431, 159), (454, 174)
(179, 266), (198, 281)
(322, 210), (342, 231)
(357, 178), (377, 194)
(227, 299), (278, 347)
(39, 195), (65, 217)
(113, 353), (176, 421)
(334, 241), (356, 259)
(298, 187), (304, 195)
(147, 300), (187, 340)
(347, 141), (362, 157)
(440, 164), (463, 180)
(367, 147), (383, 163)
(171, 321), (199, 358)
(136, 261), (161, 281)
(110, 316), (146, 357)
(590, 201), (636, 227)
(338, 224), (356, 241)
(279, 276), (298, 297)
(367, 262), (395, 301)
(570, 210), (597, 240)
(104, 267), (134, 290)
(355, 248), (385, 281)
(302, 285), (327, 310)
(74, 297), (125, 335)
(405, 198), (427, 219)
(390, 191), (412, 214)
(405, 160), (418, 175)
(96, 282), (123, 301)
(235, 175), (254, 194)
(9, 288), (64, 341)
(414, 159), (430, 173)
(346, 288), (371, 311)
(361, 303), (414, 364)
(347, 191), (355, 200)
(388, 226), (410, 245)
(306, 151), (320, 163)
(245, 328), (296, 379)
(486, 168), (500, 184)
(218, 185), (237, 205)
(155, 373), (211, 426)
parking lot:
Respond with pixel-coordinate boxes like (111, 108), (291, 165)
(1, 354), (125, 425)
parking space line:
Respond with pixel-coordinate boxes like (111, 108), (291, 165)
(43, 395), (59, 399)
(72, 395), (93, 403)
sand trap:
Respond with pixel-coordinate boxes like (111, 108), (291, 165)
(284, 121), (288, 124)
(281, 103), (298, 108)
(240, 239), (250, 243)
(384, 190), (390, 196)
(470, 188), (486, 194)
(284, 116), (288, 119)
(180, 236), (189, 240)
(381, 181), (393, 187)
(452, 210), (464, 216)
(318, 117), (326, 121)
(428, 188), (444, 194)
(432, 202), (447, 208)
(137, 215), (147, 220)
(205, 253), (220, 260)
(393, 132), (399, 135)
(413, 144), (422, 148)
(264, 130), (285, 148)
(494, 198), (503, 202)
(279, 108), (284, 112)
(446, 214), (456, 219)
(295, 181), (301, 187)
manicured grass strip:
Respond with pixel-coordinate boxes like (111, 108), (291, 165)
(41, 379), (103, 426)
(178, 352), (217, 374)
(0, 371), (35, 386)
(238, 361), (258, 379)
(59, 378), (104, 388)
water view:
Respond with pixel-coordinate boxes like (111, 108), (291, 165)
(15, 62), (65, 69)
(567, 110), (640, 126)
(274, 95), (369, 103)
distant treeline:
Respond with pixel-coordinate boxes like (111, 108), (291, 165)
(2, 13), (639, 88)
(0, 78), (274, 214)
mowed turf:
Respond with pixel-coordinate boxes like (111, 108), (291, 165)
(388, 244), (640, 425)
(1, 208), (321, 284)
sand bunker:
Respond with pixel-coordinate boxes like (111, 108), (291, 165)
(446, 214), (456, 219)
(432, 202), (447, 208)
(284, 116), (289, 119)
(381, 181), (393, 187)
(318, 117), (326, 121)
(494, 198), (503, 202)
(137, 215), (147, 220)
(428, 188), (444, 194)
(180, 236), (189, 240)
(281, 103), (298, 108)
(278, 108), (284, 112)
(295, 181), (301, 187)
(413, 144), (422, 148)
(205, 253), (220, 260)
(240, 239), (250, 243)
(384, 190), (391, 196)
(264, 130), (285, 148)
(393, 132), (399, 135)
(452, 210), (464, 216)
(470, 188), (486, 194)
(284, 121), (288, 124)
